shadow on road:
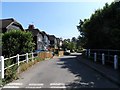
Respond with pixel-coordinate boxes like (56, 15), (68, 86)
(57, 54), (95, 88)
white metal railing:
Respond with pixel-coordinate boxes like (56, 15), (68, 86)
(85, 49), (119, 70)
(0, 52), (37, 79)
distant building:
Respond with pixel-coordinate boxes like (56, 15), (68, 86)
(48, 35), (57, 49)
(41, 31), (50, 51)
(0, 18), (24, 33)
(56, 38), (60, 49)
(57, 38), (63, 49)
(59, 39), (63, 47)
(26, 25), (44, 51)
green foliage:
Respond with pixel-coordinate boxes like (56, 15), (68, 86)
(0, 33), (3, 56)
(4, 59), (14, 68)
(2, 30), (35, 58)
(5, 65), (18, 82)
(77, 1), (120, 49)
(2, 59), (18, 85)
(62, 37), (77, 52)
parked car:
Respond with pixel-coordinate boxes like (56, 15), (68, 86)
(35, 50), (42, 53)
(34, 50), (45, 56)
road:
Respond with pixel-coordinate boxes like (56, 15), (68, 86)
(2, 53), (119, 88)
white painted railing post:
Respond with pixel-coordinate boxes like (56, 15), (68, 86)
(94, 53), (97, 62)
(26, 53), (28, 63)
(114, 55), (118, 70)
(16, 54), (20, 66)
(85, 49), (87, 56)
(32, 52), (34, 62)
(102, 53), (105, 65)
(0, 56), (4, 79)
(88, 49), (90, 57)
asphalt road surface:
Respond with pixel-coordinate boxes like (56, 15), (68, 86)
(2, 53), (119, 89)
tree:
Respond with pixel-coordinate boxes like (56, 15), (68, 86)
(77, 1), (120, 49)
(2, 30), (35, 58)
(62, 37), (77, 52)
(0, 33), (3, 56)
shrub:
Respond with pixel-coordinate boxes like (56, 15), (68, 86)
(2, 30), (35, 58)
(3, 61), (18, 85)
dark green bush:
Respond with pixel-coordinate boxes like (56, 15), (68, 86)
(2, 30), (35, 58)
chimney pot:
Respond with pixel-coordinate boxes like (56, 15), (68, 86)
(28, 24), (34, 29)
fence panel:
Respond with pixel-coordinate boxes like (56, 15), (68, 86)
(0, 52), (37, 79)
(86, 49), (120, 69)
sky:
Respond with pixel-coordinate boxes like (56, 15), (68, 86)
(1, 0), (114, 39)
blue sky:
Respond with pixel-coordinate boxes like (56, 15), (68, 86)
(2, 1), (113, 39)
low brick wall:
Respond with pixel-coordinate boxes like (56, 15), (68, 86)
(38, 51), (53, 59)
(58, 51), (64, 56)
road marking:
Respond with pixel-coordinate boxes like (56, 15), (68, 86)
(50, 83), (65, 86)
(26, 86), (42, 88)
(3, 83), (23, 88)
(50, 86), (66, 88)
(80, 82), (89, 85)
(26, 83), (44, 88)
(50, 83), (66, 88)
(3, 86), (20, 88)
(7, 83), (23, 86)
(29, 83), (44, 86)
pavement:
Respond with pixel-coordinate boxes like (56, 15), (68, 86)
(75, 53), (120, 87)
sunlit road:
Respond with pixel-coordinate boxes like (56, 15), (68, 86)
(3, 53), (119, 89)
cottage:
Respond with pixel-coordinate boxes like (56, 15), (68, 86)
(0, 18), (24, 33)
(41, 31), (50, 51)
(48, 35), (57, 49)
(56, 38), (60, 49)
(26, 25), (44, 51)
(59, 38), (63, 48)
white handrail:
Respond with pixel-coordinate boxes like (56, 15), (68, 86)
(0, 52), (37, 79)
(4, 55), (17, 61)
(4, 63), (17, 70)
(19, 59), (27, 63)
(19, 53), (26, 57)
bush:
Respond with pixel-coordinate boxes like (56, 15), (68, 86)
(2, 65), (18, 85)
(2, 30), (35, 58)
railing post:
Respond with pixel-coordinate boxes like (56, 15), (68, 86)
(88, 49), (90, 57)
(85, 49), (87, 56)
(16, 54), (19, 66)
(114, 55), (118, 70)
(32, 52), (34, 62)
(102, 53), (105, 65)
(94, 52), (97, 62)
(0, 56), (4, 79)
(26, 53), (28, 63)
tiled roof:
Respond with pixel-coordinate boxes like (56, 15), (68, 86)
(0, 18), (14, 29)
(26, 28), (43, 37)
(48, 35), (56, 40)
(0, 18), (24, 32)
(41, 31), (49, 38)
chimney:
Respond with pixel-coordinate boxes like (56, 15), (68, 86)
(28, 24), (35, 29)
